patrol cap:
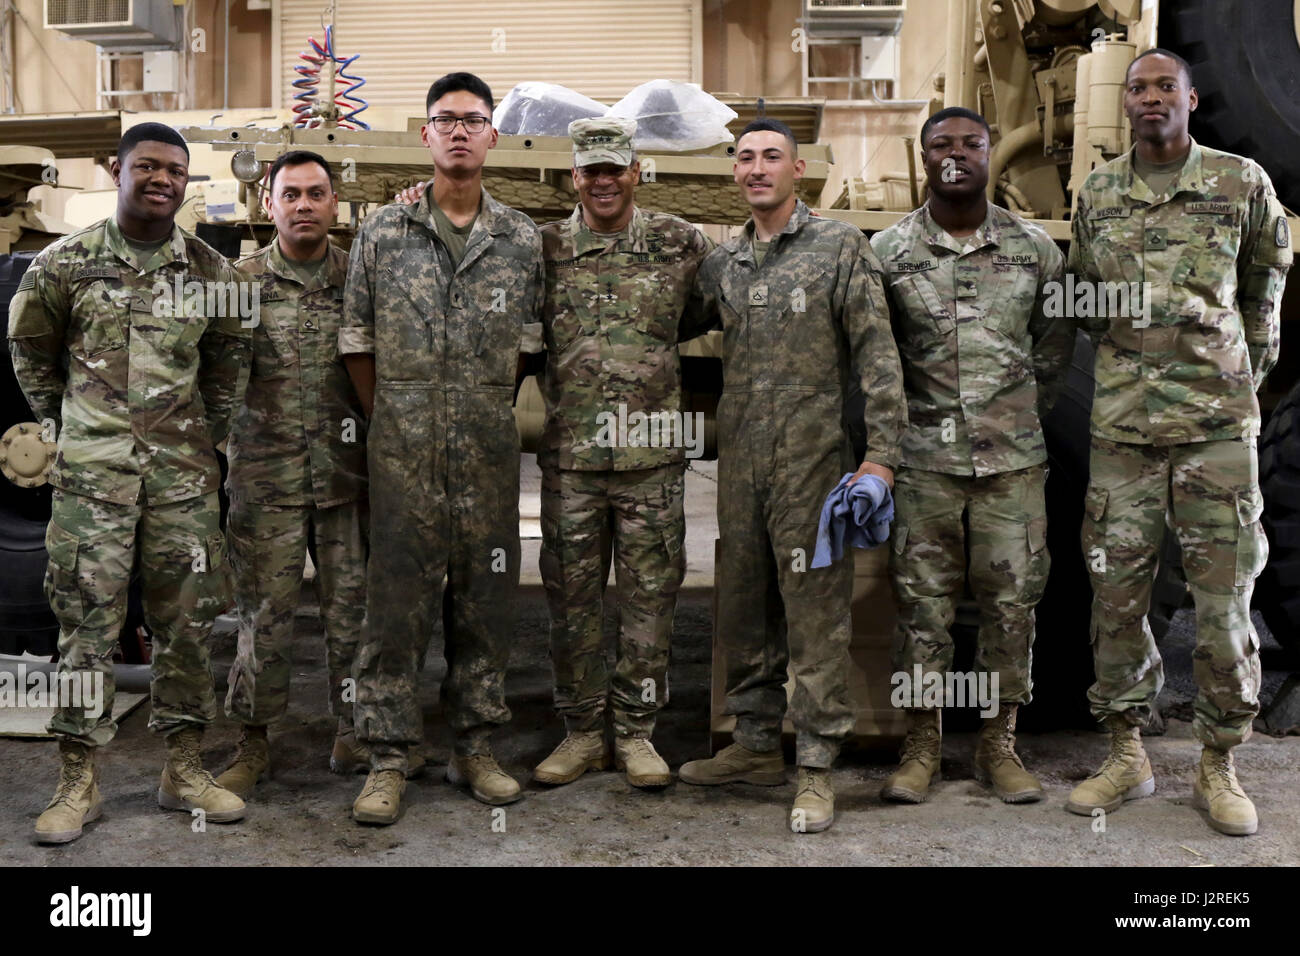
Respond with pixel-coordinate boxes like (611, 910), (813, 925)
(569, 117), (637, 168)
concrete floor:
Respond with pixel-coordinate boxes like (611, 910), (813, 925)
(2, 459), (1297, 865)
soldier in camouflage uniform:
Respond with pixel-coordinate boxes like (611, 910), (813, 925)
(212, 151), (420, 798)
(871, 108), (1071, 806)
(341, 73), (543, 824)
(531, 118), (711, 788)
(1066, 50), (1291, 836)
(8, 124), (252, 842)
(678, 119), (906, 833)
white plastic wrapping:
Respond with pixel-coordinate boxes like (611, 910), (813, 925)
(493, 82), (606, 136)
(605, 80), (738, 151)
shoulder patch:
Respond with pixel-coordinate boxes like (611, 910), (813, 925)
(16, 268), (36, 292)
(1276, 215), (1290, 249)
(1187, 201), (1233, 215)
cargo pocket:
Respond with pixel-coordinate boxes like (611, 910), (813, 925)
(44, 522), (83, 624)
(195, 531), (233, 608)
(1234, 488), (1268, 588)
(1027, 515), (1048, 554)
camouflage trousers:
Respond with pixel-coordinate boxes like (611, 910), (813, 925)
(889, 464), (1050, 704)
(717, 459), (854, 769)
(539, 464), (685, 738)
(44, 488), (229, 746)
(353, 445), (521, 772)
(1083, 437), (1265, 749)
(224, 497), (367, 726)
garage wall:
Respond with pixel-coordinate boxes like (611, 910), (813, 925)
(275, 0), (702, 121)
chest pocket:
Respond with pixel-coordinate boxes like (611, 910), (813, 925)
(890, 269), (953, 343)
(156, 273), (211, 356)
(1178, 212), (1241, 300)
(376, 244), (444, 355)
(986, 257), (1039, 342)
(71, 279), (127, 356)
(1088, 212), (1140, 283)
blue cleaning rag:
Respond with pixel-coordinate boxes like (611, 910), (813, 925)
(811, 472), (894, 569)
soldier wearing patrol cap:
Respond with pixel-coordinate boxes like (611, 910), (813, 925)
(871, 107), (1071, 807)
(529, 117), (711, 788)
(1066, 49), (1292, 836)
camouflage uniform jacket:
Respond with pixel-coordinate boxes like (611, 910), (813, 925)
(872, 202), (1069, 476)
(686, 199), (906, 470)
(1068, 140), (1292, 445)
(7, 216), (250, 505)
(538, 203), (711, 470)
(338, 186), (542, 483)
(227, 238), (365, 507)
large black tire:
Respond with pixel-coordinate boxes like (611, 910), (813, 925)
(0, 252), (149, 660)
(0, 252), (58, 657)
(1257, 380), (1300, 650)
(1162, 0), (1300, 213)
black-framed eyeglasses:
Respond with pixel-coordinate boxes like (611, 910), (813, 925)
(427, 115), (490, 134)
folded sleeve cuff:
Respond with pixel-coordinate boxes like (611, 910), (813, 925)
(338, 326), (375, 355)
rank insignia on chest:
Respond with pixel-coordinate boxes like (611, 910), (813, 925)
(1144, 229), (1168, 251)
(749, 283), (769, 307)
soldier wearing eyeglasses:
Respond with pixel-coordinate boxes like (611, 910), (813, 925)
(339, 72), (544, 824)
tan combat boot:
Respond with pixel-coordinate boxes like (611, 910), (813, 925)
(447, 753), (523, 805)
(790, 767), (834, 833)
(1066, 715), (1155, 815)
(974, 703), (1044, 803)
(215, 724), (269, 798)
(678, 742), (785, 786)
(329, 724), (426, 778)
(35, 740), (102, 844)
(881, 709), (941, 803)
(157, 727), (246, 822)
(614, 736), (671, 788)
(353, 769), (406, 825)
(1193, 748), (1257, 836)
(533, 731), (610, 785)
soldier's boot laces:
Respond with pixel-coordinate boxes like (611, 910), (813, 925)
(881, 709), (941, 803)
(533, 731), (610, 785)
(678, 741), (785, 786)
(158, 727), (246, 822)
(1066, 715), (1155, 815)
(447, 753), (523, 806)
(1193, 748), (1257, 836)
(352, 769), (406, 825)
(35, 740), (102, 844)
(790, 767), (834, 833)
(974, 703), (1044, 803)
(214, 724), (269, 798)
(330, 725), (425, 778)
(614, 736), (671, 788)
